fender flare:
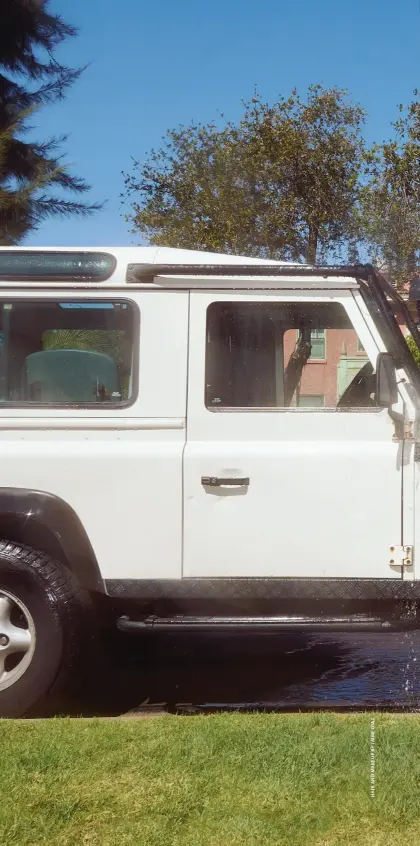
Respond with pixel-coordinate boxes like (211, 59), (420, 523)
(0, 488), (104, 593)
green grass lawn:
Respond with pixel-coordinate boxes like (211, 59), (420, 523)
(1, 713), (420, 846)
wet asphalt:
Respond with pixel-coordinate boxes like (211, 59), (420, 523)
(72, 629), (420, 716)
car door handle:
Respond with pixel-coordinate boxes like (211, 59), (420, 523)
(201, 476), (250, 487)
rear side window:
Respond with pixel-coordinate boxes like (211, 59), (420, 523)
(205, 301), (374, 410)
(0, 300), (137, 406)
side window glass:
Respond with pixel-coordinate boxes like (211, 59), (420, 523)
(0, 300), (136, 406)
(205, 301), (374, 410)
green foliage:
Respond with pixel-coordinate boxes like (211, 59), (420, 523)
(406, 334), (420, 366)
(360, 92), (420, 290)
(0, 1), (100, 244)
(123, 86), (368, 263)
(123, 85), (420, 291)
(0, 109), (96, 246)
(42, 329), (124, 363)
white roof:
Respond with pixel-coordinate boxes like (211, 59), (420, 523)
(0, 244), (297, 263)
(0, 245), (359, 290)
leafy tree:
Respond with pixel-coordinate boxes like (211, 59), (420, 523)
(0, 0), (99, 245)
(123, 86), (367, 264)
(361, 93), (420, 290)
(407, 335), (420, 366)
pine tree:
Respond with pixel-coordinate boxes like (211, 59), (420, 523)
(0, 0), (99, 244)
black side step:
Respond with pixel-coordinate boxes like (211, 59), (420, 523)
(117, 614), (418, 634)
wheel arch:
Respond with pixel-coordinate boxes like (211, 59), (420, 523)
(0, 488), (104, 594)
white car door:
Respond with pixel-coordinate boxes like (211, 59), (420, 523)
(0, 290), (189, 581)
(183, 289), (406, 580)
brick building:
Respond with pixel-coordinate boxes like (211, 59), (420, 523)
(283, 326), (369, 407)
(283, 307), (410, 408)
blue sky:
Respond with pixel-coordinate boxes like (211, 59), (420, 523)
(27, 0), (420, 247)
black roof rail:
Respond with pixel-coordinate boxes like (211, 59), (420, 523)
(127, 262), (374, 283)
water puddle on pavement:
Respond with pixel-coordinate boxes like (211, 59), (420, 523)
(76, 629), (420, 716)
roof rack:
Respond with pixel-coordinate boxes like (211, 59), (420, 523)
(127, 262), (373, 283)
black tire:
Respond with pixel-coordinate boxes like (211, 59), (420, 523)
(0, 541), (92, 718)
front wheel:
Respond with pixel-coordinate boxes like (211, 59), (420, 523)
(0, 541), (92, 718)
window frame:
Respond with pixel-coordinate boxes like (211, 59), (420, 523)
(308, 327), (326, 361)
(0, 296), (140, 410)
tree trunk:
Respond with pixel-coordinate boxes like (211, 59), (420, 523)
(284, 328), (312, 406)
(306, 225), (318, 265)
(407, 250), (417, 277)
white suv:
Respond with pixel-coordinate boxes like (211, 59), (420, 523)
(0, 245), (418, 716)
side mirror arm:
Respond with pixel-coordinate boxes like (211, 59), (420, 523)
(387, 407), (405, 440)
(375, 352), (405, 438)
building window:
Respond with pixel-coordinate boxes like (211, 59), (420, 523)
(297, 394), (325, 407)
(0, 300), (137, 406)
(309, 328), (326, 360)
(295, 328), (326, 359)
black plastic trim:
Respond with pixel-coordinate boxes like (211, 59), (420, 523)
(105, 578), (420, 601)
(0, 488), (104, 592)
(127, 263), (368, 282)
(117, 613), (416, 633)
(0, 251), (116, 282)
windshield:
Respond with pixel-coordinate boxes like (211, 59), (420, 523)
(391, 296), (420, 353)
(373, 272), (420, 357)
